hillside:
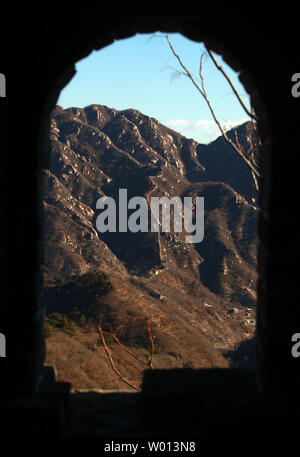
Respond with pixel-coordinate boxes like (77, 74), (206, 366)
(42, 104), (258, 390)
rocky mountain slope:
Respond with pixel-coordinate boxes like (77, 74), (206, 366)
(42, 104), (258, 389)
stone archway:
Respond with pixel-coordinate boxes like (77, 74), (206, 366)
(40, 18), (270, 390)
(1, 10), (299, 438)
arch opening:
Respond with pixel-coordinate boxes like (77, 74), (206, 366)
(39, 30), (268, 394)
(6, 10), (300, 441)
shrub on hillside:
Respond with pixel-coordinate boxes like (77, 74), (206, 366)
(44, 270), (115, 323)
(43, 320), (53, 338)
(46, 312), (76, 336)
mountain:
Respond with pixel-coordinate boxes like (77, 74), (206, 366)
(42, 104), (258, 389)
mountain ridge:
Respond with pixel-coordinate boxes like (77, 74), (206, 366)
(43, 104), (258, 389)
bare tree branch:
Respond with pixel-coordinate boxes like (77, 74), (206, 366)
(146, 318), (155, 369)
(166, 36), (207, 99)
(163, 34), (260, 193)
(98, 325), (139, 391)
(204, 46), (258, 122)
(198, 53), (260, 189)
(109, 330), (149, 367)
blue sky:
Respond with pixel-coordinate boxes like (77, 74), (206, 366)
(58, 33), (251, 144)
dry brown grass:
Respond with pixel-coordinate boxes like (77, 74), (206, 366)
(45, 326), (147, 390)
(45, 318), (230, 391)
(44, 270), (256, 391)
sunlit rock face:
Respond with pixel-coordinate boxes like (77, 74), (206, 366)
(42, 104), (258, 363)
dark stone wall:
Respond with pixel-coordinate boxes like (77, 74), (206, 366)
(0, 9), (299, 411)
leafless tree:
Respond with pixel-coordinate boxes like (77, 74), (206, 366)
(98, 324), (140, 391)
(156, 34), (261, 194)
(97, 317), (155, 391)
